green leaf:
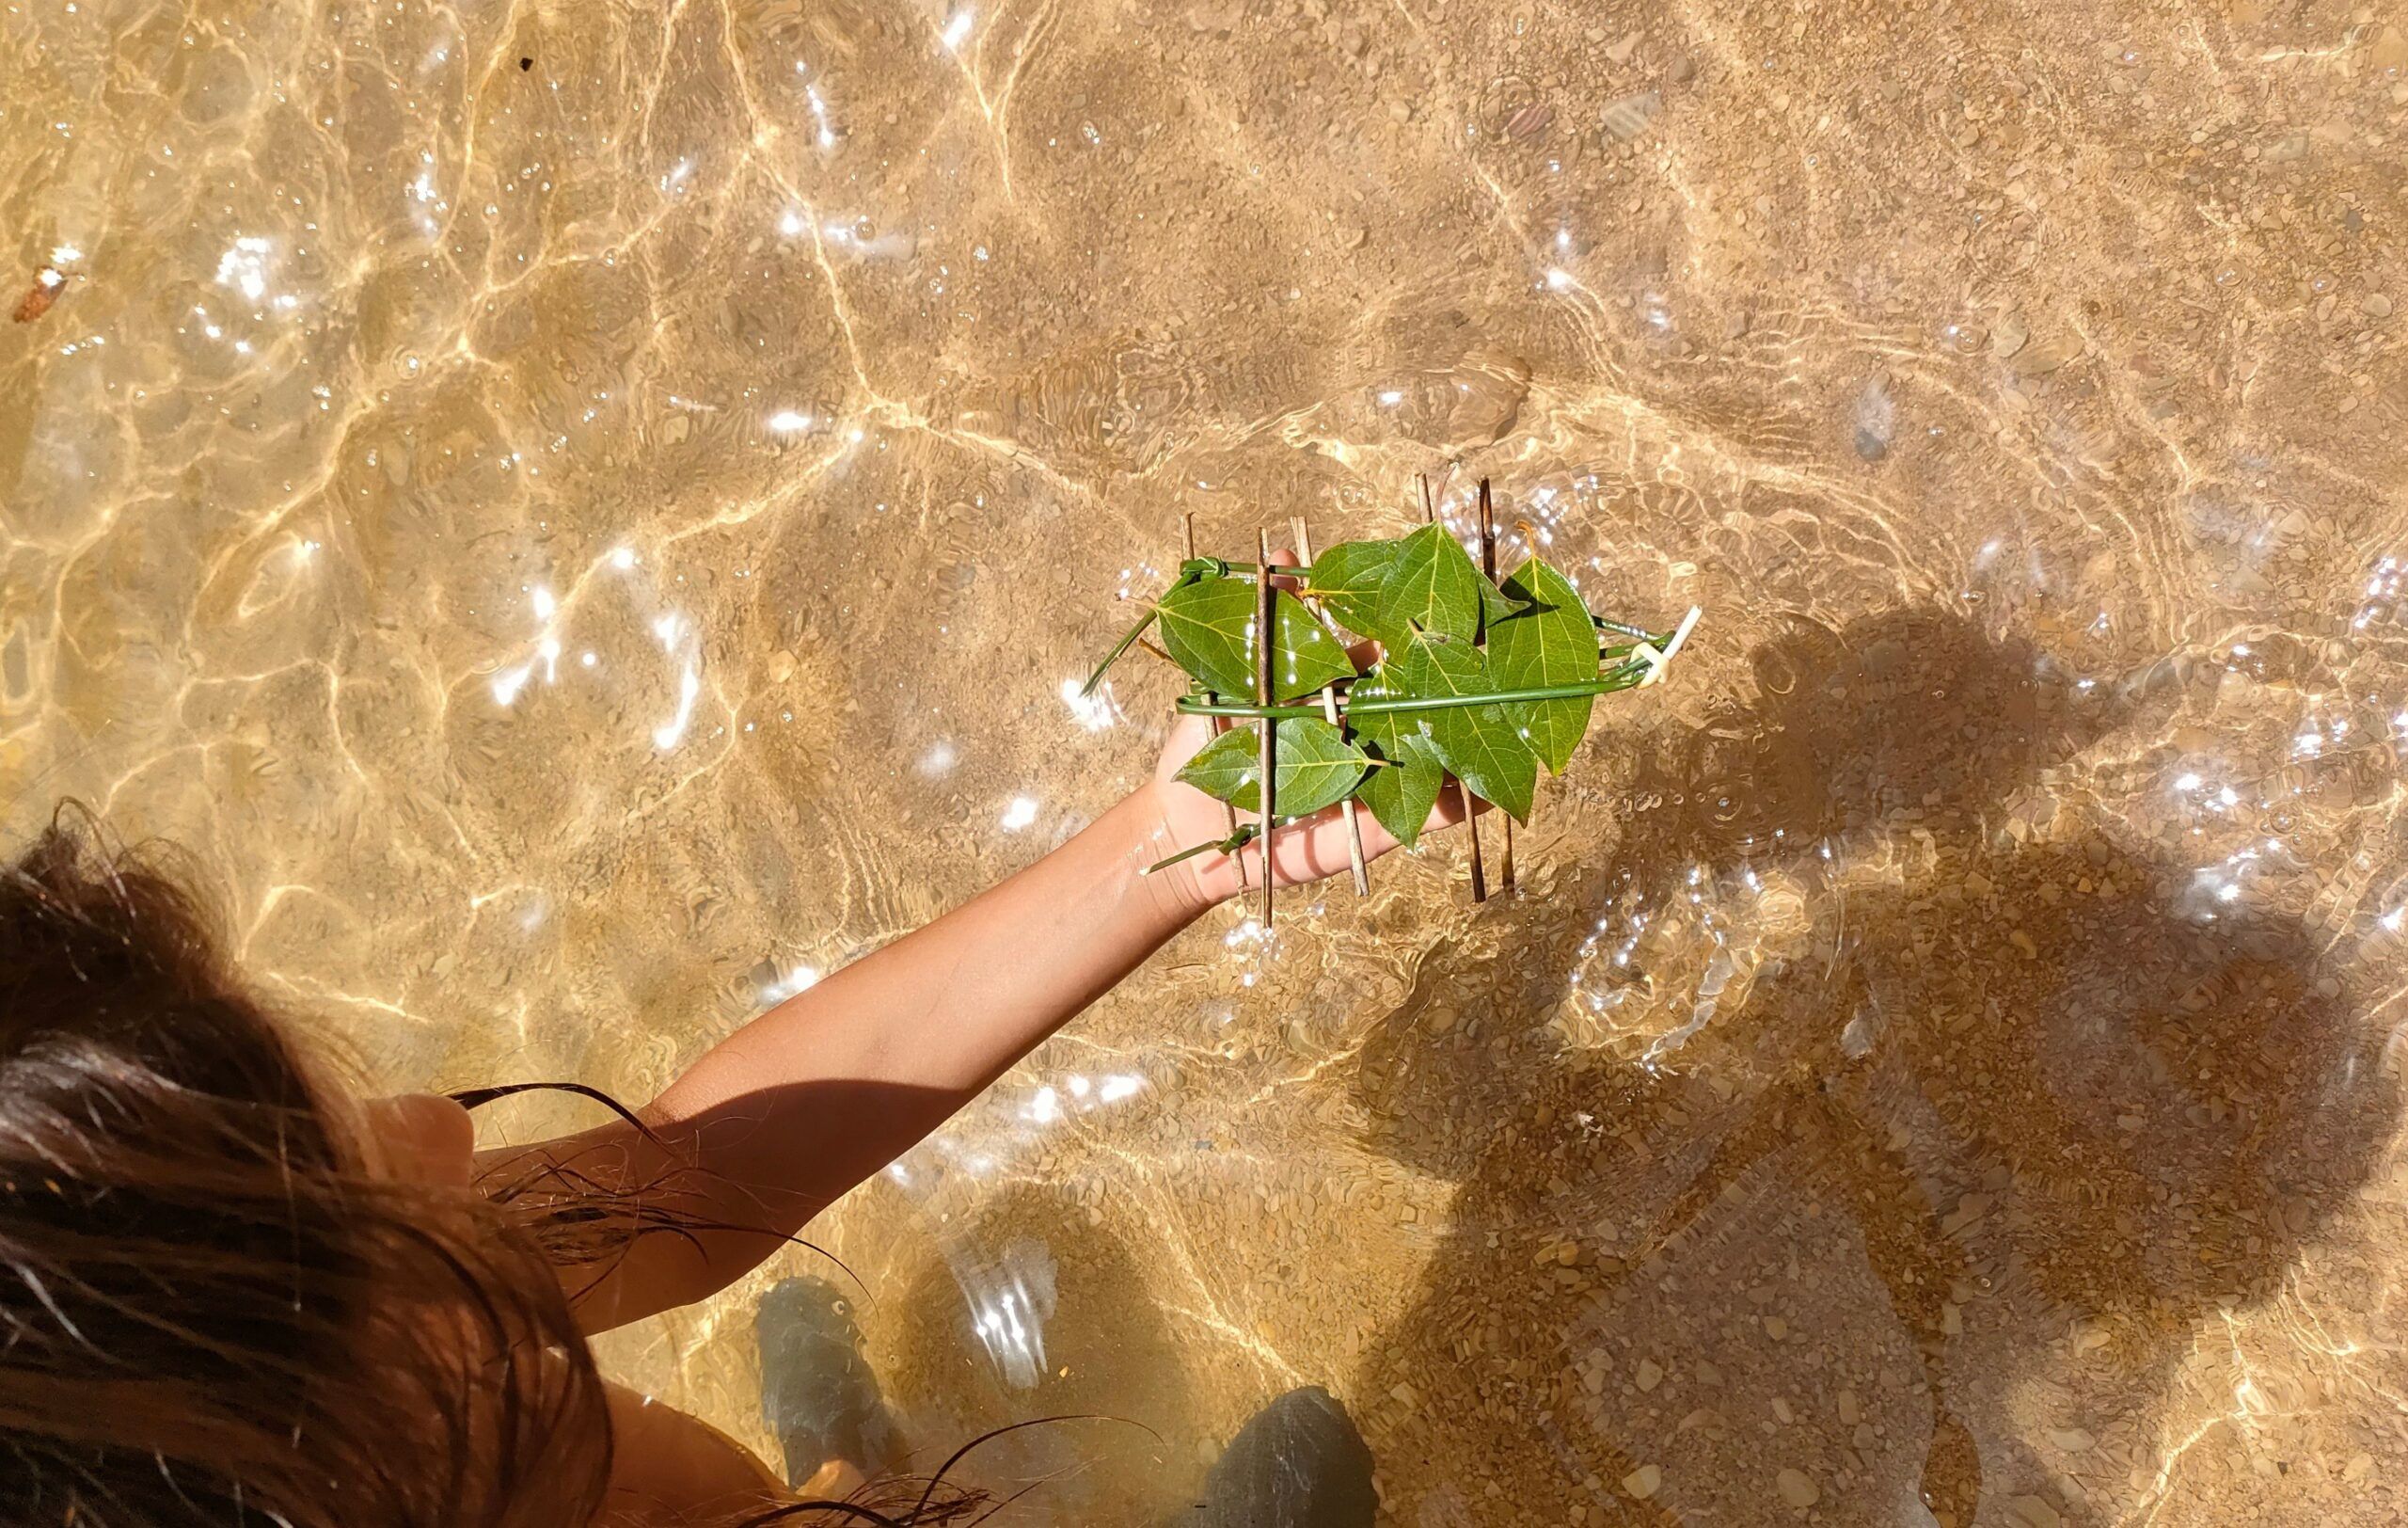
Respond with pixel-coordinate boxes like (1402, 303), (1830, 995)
(1480, 576), (1530, 629)
(1488, 558), (1596, 774)
(1154, 575), (1257, 696)
(1356, 732), (1446, 848)
(1155, 575), (1354, 700)
(1393, 634), (1536, 821)
(1372, 523), (1487, 645)
(1370, 734), (1448, 847)
(1343, 659), (1414, 757)
(1306, 539), (1402, 642)
(1174, 716), (1370, 818)
(1268, 591), (1355, 701)
(1346, 661), (1446, 847)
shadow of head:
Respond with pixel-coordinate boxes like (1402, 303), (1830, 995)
(1341, 822), (2400, 1520)
(1334, 607), (2398, 1515)
(1351, 604), (2128, 1175)
(1631, 836), (2397, 1515)
(1619, 605), (2126, 871)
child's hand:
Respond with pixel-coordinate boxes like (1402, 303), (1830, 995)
(1141, 548), (1479, 911)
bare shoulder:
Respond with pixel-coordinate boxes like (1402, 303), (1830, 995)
(596, 1380), (788, 1527)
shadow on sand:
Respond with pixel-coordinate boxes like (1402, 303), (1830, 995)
(1339, 608), (2398, 1524)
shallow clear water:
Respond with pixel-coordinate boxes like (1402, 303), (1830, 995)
(7, 0), (2408, 1521)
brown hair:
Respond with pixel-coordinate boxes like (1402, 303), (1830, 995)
(0, 814), (613, 1526)
(0, 814), (990, 1528)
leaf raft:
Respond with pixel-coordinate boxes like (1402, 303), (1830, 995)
(1084, 519), (1693, 872)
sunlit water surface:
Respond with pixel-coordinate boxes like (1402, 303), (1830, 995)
(8, 0), (2408, 1521)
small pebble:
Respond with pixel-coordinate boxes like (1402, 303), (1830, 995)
(1505, 103), (1554, 142)
(1623, 1464), (1662, 1499)
(1599, 90), (1662, 141)
(1777, 1468), (1820, 1508)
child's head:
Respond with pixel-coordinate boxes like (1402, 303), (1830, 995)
(0, 813), (612, 1528)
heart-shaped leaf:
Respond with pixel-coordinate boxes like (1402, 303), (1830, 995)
(1306, 539), (1402, 643)
(1154, 575), (1255, 695)
(1375, 522), (1487, 645)
(1363, 733), (1448, 847)
(1488, 557), (1596, 774)
(1345, 661), (1447, 847)
(1175, 716), (1370, 818)
(1268, 593), (1356, 700)
(1155, 575), (1355, 700)
(1343, 658), (1416, 758)
(1392, 634), (1536, 820)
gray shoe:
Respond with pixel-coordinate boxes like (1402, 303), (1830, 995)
(756, 1276), (903, 1485)
(1180, 1387), (1376, 1528)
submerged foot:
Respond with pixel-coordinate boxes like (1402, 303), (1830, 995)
(1179, 1386), (1377, 1528)
(755, 1275), (903, 1488)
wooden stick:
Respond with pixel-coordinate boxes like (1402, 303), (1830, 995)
(1479, 478), (1514, 894)
(1255, 528), (1277, 929)
(1184, 511), (1244, 889)
(1291, 513), (1370, 897)
(1431, 481), (1487, 903)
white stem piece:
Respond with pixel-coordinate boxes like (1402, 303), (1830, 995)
(1634, 605), (1703, 688)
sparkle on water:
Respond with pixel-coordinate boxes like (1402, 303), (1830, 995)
(7, 1), (2406, 1520)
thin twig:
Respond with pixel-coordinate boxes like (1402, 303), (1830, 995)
(1436, 480), (1486, 903)
(1255, 528), (1276, 929)
(1291, 513), (1369, 897)
(1481, 478), (1514, 894)
(1184, 511), (1243, 888)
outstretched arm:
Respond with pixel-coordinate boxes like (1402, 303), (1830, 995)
(483, 723), (1465, 1333)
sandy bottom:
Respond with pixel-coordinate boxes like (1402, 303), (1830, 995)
(6, 0), (2408, 1521)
